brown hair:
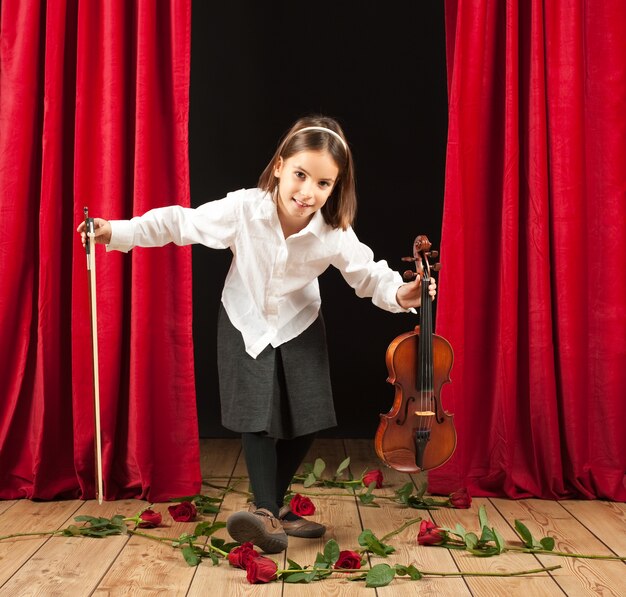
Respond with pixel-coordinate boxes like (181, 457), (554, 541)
(258, 115), (357, 230)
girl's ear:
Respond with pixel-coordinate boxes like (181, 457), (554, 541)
(274, 157), (283, 178)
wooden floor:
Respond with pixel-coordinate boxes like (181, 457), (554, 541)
(0, 439), (624, 596)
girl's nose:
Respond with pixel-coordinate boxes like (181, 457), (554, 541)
(300, 181), (315, 198)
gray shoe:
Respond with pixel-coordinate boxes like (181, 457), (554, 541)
(278, 505), (326, 538)
(226, 508), (288, 553)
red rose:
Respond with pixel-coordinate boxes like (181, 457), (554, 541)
(167, 501), (197, 522)
(228, 542), (260, 569)
(362, 469), (383, 489)
(246, 555), (278, 584)
(138, 509), (162, 528)
(334, 550), (362, 570)
(289, 493), (316, 516)
(417, 520), (446, 546)
(448, 488), (472, 509)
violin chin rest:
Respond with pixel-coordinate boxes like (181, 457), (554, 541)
(380, 448), (421, 474)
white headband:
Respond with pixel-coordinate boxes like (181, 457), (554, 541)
(291, 126), (348, 153)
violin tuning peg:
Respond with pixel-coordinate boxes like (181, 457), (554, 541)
(432, 263), (442, 272)
(428, 251), (439, 259)
(403, 270), (417, 281)
(401, 256), (416, 263)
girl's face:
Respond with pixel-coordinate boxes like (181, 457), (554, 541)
(274, 150), (339, 232)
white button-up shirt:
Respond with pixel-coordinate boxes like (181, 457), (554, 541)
(108, 188), (409, 358)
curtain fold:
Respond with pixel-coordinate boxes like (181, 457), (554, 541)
(430, 0), (626, 500)
(0, 0), (200, 501)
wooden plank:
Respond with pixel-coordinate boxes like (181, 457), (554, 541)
(188, 438), (284, 596)
(0, 501), (17, 517)
(92, 500), (198, 596)
(0, 499), (83, 586)
(560, 500), (626, 555)
(281, 438), (374, 596)
(347, 438), (472, 596)
(95, 440), (241, 596)
(0, 499), (139, 596)
(491, 497), (626, 597)
(429, 496), (561, 596)
(2, 440), (625, 596)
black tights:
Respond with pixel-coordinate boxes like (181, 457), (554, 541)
(241, 431), (316, 517)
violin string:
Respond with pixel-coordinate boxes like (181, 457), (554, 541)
(422, 266), (431, 436)
(420, 259), (430, 435)
(422, 272), (434, 430)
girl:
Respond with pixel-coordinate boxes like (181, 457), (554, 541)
(77, 115), (436, 553)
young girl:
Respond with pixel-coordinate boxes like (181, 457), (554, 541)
(77, 115), (436, 554)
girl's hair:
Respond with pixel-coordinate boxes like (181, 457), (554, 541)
(258, 115), (357, 230)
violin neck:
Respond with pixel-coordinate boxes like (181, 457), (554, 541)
(418, 274), (433, 390)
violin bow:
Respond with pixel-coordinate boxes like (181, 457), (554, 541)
(84, 207), (104, 504)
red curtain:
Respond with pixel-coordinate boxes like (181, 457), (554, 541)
(0, 0), (200, 501)
(430, 0), (626, 500)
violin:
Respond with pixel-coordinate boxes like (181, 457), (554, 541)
(374, 235), (456, 473)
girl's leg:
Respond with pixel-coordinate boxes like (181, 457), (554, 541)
(274, 432), (326, 538)
(241, 431), (279, 516)
(275, 431), (317, 513)
(227, 432), (288, 553)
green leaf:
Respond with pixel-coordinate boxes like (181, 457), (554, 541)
(415, 480), (428, 500)
(347, 573), (368, 582)
(283, 571), (314, 583)
(540, 536), (555, 551)
(74, 515), (99, 523)
(514, 520), (534, 548)
(312, 458), (326, 478)
(493, 528), (506, 553)
(467, 546), (500, 557)
(323, 539), (340, 565)
(478, 505), (490, 529)
(464, 532), (479, 550)
(169, 494), (197, 502)
(358, 492), (378, 506)
(394, 482), (414, 504)
(313, 552), (330, 568)
(179, 532), (194, 541)
(287, 558), (303, 570)
(214, 539), (239, 553)
(182, 545), (201, 567)
(336, 456), (351, 475)
(406, 496), (439, 510)
(365, 564), (396, 588)
(479, 526), (495, 543)
(304, 472), (317, 488)
(209, 553), (219, 565)
(193, 521), (226, 538)
(454, 523), (467, 538)
(395, 564), (422, 580)
(358, 529), (395, 557)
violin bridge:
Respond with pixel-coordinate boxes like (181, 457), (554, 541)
(415, 410), (435, 416)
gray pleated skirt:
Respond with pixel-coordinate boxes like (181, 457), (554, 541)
(216, 305), (337, 439)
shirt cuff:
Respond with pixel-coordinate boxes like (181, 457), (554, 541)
(106, 220), (135, 253)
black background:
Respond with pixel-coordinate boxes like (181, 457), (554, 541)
(189, 1), (448, 438)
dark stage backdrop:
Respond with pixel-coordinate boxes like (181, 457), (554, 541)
(188, 2), (448, 438)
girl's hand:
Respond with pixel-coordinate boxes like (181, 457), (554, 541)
(76, 218), (112, 248)
(396, 277), (437, 310)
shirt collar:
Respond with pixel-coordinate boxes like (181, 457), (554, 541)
(304, 209), (327, 239)
(252, 190), (277, 221)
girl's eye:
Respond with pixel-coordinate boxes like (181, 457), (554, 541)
(319, 181), (331, 188)
(295, 171), (305, 179)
